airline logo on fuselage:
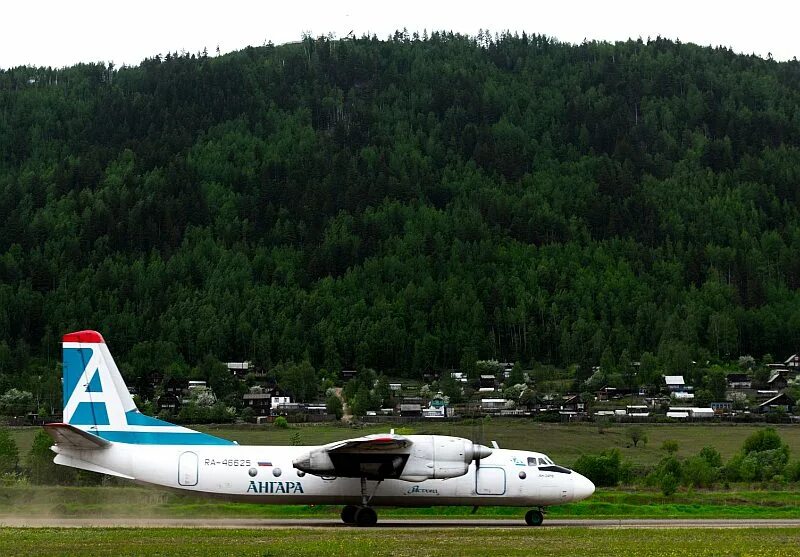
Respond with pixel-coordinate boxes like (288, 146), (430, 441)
(247, 481), (304, 494)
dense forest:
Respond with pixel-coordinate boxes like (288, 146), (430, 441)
(2, 31), (800, 409)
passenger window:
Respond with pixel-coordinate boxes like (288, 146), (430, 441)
(527, 457), (538, 466)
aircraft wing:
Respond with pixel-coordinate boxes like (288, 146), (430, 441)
(293, 433), (413, 479)
(44, 423), (111, 449)
(324, 433), (412, 452)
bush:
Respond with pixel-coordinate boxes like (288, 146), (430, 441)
(240, 407), (255, 422)
(326, 394), (343, 420)
(682, 455), (719, 488)
(698, 446), (722, 468)
(573, 449), (629, 487)
(659, 472), (678, 496)
(786, 461), (800, 482)
(647, 455), (682, 495)
(726, 428), (790, 482)
(27, 430), (80, 485)
(274, 416), (288, 428)
(661, 439), (679, 454)
(0, 427), (18, 474)
(743, 428), (787, 454)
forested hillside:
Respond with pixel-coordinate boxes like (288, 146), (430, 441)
(2, 32), (800, 402)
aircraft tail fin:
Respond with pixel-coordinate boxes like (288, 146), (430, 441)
(59, 330), (233, 446)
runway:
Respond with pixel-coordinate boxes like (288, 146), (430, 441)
(1, 517), (799, 529)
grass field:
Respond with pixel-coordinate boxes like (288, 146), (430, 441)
(9, 421), (800, 468)
(1, 527), (799, 556)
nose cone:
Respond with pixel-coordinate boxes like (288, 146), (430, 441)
(472, 444), (493, 461)
(572, 472), (595, 500)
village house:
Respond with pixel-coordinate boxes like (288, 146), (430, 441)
(726, 373), (751, 390)
(479, 375), (498, 391)
(560, 394), (585, 414)
(480, 398), (508, 414)
(767, 372), (788, 391)
(758, 392), (795, 414)
(242, 386), (274, 416)
(784, 354), (800, 368)
(226, 361), (251, 377)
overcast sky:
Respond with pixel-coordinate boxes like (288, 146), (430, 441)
(2, 0), (798, 69)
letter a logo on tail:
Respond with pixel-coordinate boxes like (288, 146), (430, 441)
(62, 331), (134, 428)
(60, 330), (234, 446)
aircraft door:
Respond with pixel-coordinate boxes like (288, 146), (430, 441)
(178, 451), (198, 486)
(475, 466), (506, 495)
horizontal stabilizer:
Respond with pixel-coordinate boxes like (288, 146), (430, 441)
(44, 423), (110, 449)
(53, 453), (134, 480)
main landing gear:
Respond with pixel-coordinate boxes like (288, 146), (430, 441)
(525, 508), (545, 526)
(340, 504), (377, 527)
(341, 476), (382, 526)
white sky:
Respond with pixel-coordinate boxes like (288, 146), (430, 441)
(1, 0), (798, 69)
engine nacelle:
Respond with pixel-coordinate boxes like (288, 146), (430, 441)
(398, 435), (492, 481)
(292, 434), (492, 481)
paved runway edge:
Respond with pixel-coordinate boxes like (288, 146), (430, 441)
(1, 518), (800, 529)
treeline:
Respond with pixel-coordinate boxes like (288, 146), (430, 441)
(3, 32), (800, 407)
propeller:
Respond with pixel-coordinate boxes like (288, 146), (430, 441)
(470, 442), (492, 469)
(467, 396), (491, 469)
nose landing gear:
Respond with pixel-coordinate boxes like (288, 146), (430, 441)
(525, 508), (545, 526)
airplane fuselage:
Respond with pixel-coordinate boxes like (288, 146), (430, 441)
(54, 443), (592, 507)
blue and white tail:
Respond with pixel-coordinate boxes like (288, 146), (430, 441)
(60, 330), (232, 446)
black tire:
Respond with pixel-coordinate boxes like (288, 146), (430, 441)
(354, 506), (378, 527)
(341, 505), (358, 524)
(525, 509), (544, 526)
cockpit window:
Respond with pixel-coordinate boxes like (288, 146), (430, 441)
(527, 457), (537, 466)
(538, 465), (572, 474)
(538, 458), (547, 465)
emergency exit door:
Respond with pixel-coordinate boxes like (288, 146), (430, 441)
(178, 451), (198, 486)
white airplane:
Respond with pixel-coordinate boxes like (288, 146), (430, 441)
(46, 330), (595, 526)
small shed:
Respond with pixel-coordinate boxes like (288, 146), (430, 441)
(400, 403), (423, 417)
(664, 376), (686, 391)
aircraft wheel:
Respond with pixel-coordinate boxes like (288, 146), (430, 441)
(341, 505), (359, 524)
(525, 509), (544, 526)
(354, 506), (378, 527)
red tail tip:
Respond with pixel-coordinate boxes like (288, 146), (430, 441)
(62, 330), (105, 343)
